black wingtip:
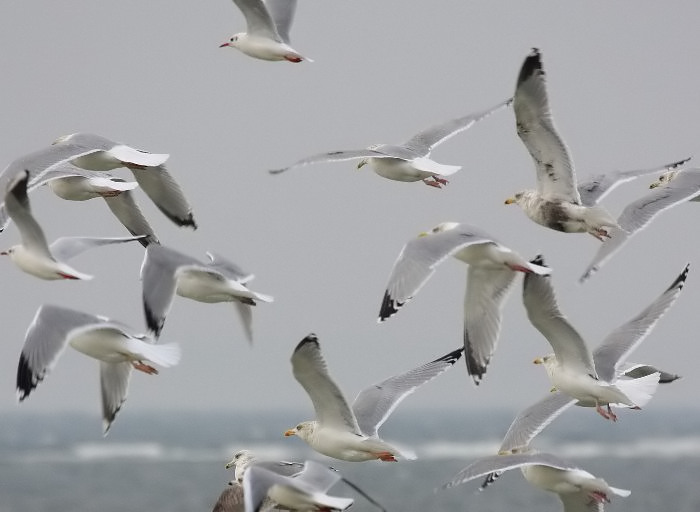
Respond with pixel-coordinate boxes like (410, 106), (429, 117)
(16, 353), (37, 402)
(668, 263), (690, 293)
(294, 333), (319, 352)
(465, 350), (488, 386)
(143, 301), (163, 338)
(529, 254), (547, 267)
(435, 347), (464, 366)
(378, 291), (402, 322)
(517, 48), (543, 85)
(669, 156), (692, 169)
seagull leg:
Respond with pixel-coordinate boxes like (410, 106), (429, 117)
(373, 451), (397, 462)
(132, 361), (159, 375)
(590, 228), (612, 241)
(284, 55), (303, 63)
(431, 176), (449, 186)
(98, 190), (122, 198)
(606, 404), (618, 422)
(507, 263), (534, 273)
(422, 178), (443, 189)
(595, 401), (612, 420)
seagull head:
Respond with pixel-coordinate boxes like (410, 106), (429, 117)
(419, 221), (459, 237)
(533, 354), (557, 377)
(0, 246), (17, 256)
(52, 133), (76, 145)
(504, 191), (525, 205)
(649, 169), (678, 189)
(220, 34), (243, 49)
(284, 421), (315, 441)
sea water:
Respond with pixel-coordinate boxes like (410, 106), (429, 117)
(1, 408), (699, 511)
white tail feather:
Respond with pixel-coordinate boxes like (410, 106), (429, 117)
(609, 486), (631, 497)
(615, 372), (660, 408)
(136, 341), (182, 368)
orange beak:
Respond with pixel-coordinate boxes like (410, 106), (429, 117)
(284, 429), (296, 437)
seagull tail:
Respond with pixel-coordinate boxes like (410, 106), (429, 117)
(615, 372), (660, 408)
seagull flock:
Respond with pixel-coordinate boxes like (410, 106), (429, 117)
(3, 1), (699, 511)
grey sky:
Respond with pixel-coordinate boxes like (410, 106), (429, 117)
(1, 1), (699, 430)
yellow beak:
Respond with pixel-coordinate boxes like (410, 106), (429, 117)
(357, 160), (367, 169)
(284, 429), (296, 437)
(550, 386), (557, 392)
(418, 231), (429, 238)
(504, 197), (516, 205)
(533, 357), (544, 364)
(225, 460), (235, 469)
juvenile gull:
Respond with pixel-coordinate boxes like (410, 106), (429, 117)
(285, 334), (462, 462)
(220, 0), (311, 63)
(226, 450), (386, 511)
(16, 304), (181, 434)
(270, 98), (511, 187)
(1, 171), (145, 280)
(526, 256), (689, 421)
(378, 221), (551, 383)
(505, 48), (619, 240)
(580, 167), (700, 282)
(140, 244), (273, 340)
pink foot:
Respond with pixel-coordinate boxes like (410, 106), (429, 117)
(422, 179), (442, 189)
(589, 491), (610, 503)
(132, 361), (158, 375)
(57, 272), (80, 280)
(284, 55), (303, 63)
(595, 403), (612, 421)
(590, 228), (611, 241)
(432, 176), (449, 186)
(508, 264), (533, 273)
(98, 190), (122, 198)
(606, 404), (618, 422)
(374, 451), (397, 462)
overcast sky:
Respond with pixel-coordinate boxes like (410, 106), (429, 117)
(1, 1), (699, 432)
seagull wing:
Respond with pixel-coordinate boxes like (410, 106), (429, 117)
(580, 169), (700, 282)
(290, 334), (361, 434)
(593, 264), (689, 382)
(514, 48), (579, 203)
(402, 98), (512, 155)
(523, 256), (596, 375)
(352, 347), (463, 437)
(378, 224), (496, 321)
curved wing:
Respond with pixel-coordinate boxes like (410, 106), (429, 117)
(140, 245), (206, 337)
(212, 484), (244, 512)
(290, 334), (361, 434)
(523, 256), (596, 376)
(232, 0), (280, 40)
(205, 252), (254, 282)
(464, 266), (517, 383)
(270, 148), (389, 174)
(16, 305), (103, 401)
(580, 169), (700, 282)
(49, 235), (146, 262)
(378, 224), (496, 321)
(4, 170), (53, 258)
(498, 391), (576, 454)
(593, 264), (689, 382)
(402, 98), (512, 155)
(103, 192), (159, 246)
(442, 452), (578, 490)
(130, 165), (196, 229)
(265, 0), (297, 43)
(514, 48), (579, 203)
(100, 361), (133, 435)
(352, 347), (463, 437)
(577, 157), (691, 207)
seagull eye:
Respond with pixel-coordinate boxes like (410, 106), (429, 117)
(296, 425), (302, 431)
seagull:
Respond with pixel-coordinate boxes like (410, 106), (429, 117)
(270, 98), (512, 187)
(525, 255), (689, 421)
(140, 244), (273, 340)
(54, 132), (197, 230)
(220, 0), (311, 63)
(244, 460), (354, 511)
(580, 167), (700, 282)
(1, 170), (146, 280)
(442, 451), (631, 511)
(505, 48), (620, 240)
(284, 334), (463, 462)
(479, 361), (681, 492)
(16, 304), (181, 434)
(225, 450), (386, 511)
(378, 221), (551, 383)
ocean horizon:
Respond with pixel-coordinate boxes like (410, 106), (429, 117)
(2, 407), (699, 511)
